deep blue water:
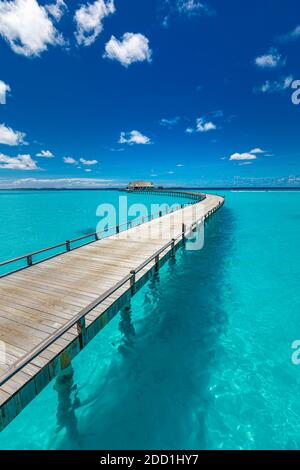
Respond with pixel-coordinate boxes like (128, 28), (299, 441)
(0, 189), (300, 449)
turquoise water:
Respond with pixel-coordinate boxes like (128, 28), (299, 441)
(0, 189), (300, 449)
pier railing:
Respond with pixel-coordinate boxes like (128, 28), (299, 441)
(123, 189), (205, 201)
(0, 191), (205, 277)
(0, 195), (224, 388)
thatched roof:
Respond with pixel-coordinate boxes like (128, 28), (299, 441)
(127, 180), (154, 189)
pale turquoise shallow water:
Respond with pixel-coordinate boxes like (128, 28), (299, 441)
(0, 189), (300, 450)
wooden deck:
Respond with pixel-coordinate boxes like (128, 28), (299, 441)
(0, 191), (224, 431)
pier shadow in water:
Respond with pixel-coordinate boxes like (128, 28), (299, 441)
(53, 365), (81, 444)
(54, 207), (235, 450)
(117, 305), (136, 357)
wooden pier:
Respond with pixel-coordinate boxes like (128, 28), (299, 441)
(0, 191), (224, 431)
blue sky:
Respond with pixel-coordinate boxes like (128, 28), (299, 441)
(0, 0), (300, 188)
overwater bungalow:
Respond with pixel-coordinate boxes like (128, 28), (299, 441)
(127, 180), (154, 190)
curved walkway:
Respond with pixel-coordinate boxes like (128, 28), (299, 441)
(0, 191), (224, 430)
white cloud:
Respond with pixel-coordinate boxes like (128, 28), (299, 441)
(0, 80), (10, 104)
(250, 148), (265, 154)
(160, 116), (180, 127)
(186, 117), (217, 133)
(74, 0), (115, 46)
(177, 0), (215, 16)
(0, 153), (39, 170)
(278, 25), (300, 43)
(119, 130), (151, 145)
(63, 156), (77, 164)
(229, 152), (257, 161)
(255, 75), (294, 94)
(239, 162), (253, 166)
(109, 147), (125, 152)
(229, 148), (272, 161)
(104, 32), (152, 67)
(45, 0), (67, 21)
(0, 0), (65, 57)
(79, 157), (98, 165)
(176, 163), (184, 167)
(230, 147), (273, 165)
(210, 109), (223, 118)
(85, 168), (92, 172)
(196, 118), (216, 132)
(36, 149), (54, 158)
(161, 0), (215, 27)
(0, 123), (26, 145)
(0, 177), (116, 189)
(255, 48), (285, 68)
(287, 175), (300, 184)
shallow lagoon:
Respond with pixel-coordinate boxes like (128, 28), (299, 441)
(0, 190), (300, 450)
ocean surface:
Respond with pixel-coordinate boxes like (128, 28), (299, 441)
(0, 189), (300, 450)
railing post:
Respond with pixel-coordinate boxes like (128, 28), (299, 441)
(77, 317), (86, 350)
(95, 232), (99, 241)
(182, 223), (186, 241)
(27, 254), (32, 267)
(116, 225), (120, 234)
(155, 254), (160, 272)
(159, 211), (162, 217)
(130, 270), (136, 296)
(171, 238), (175, 257)
(66, 240), (71, 252)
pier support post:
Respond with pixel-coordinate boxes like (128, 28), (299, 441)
(54, 363), (80, 441)
(182, 223), (186, 240)
(171, 238), (175, 257)
(155, 254), (160, 273)
(130, 270), (136, 296)
(77, 317), (86, 350)
(118, 305), (136, 356)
